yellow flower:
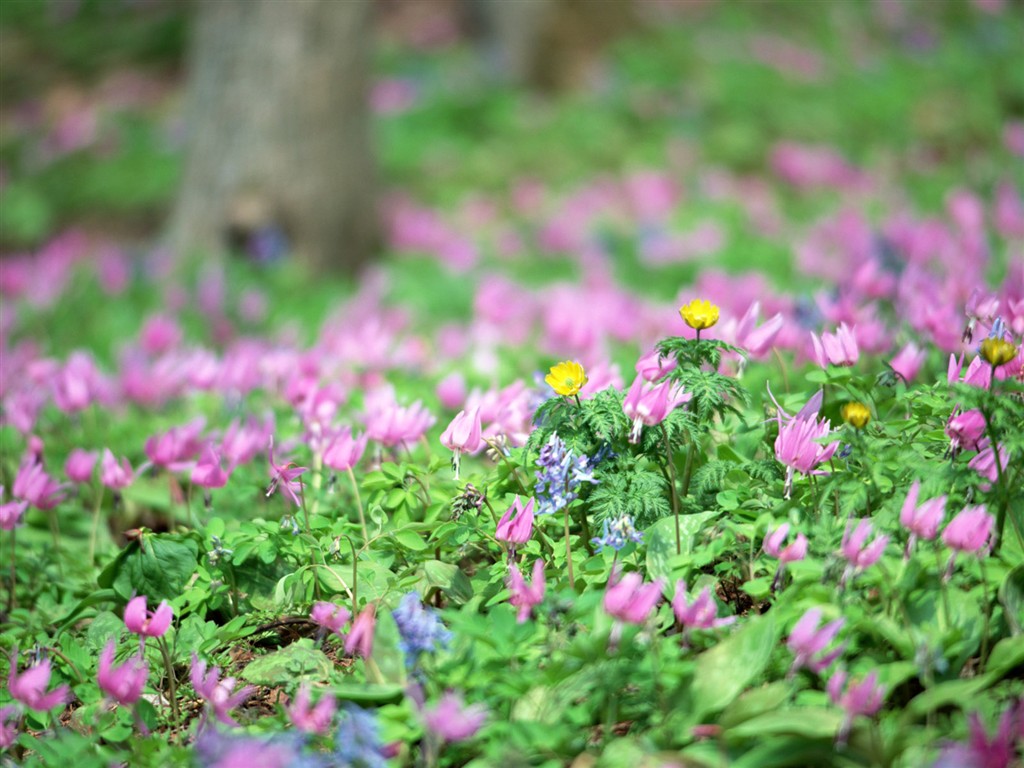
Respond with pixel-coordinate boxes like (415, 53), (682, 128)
(545, 360), (588, 397)
(679, 299), (720, 331)
(841, 402), (871, 429)
(980, 338), (1017, 367)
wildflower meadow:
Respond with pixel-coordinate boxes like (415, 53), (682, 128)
(1, 1), (1023, 767)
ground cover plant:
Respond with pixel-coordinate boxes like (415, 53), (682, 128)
(2, 1), (1024, 766)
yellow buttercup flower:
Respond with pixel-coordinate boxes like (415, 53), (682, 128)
(679, 299), (720, 331)
(841, 402), (871, 429)
(545, 360), (588, 397)
(980, 338), (1017, 367)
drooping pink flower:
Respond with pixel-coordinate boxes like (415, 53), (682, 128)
(144, 418), (205, 472)
(440, 408), (482, 478)
(12, 460), (66, 510)
(220, 416), (273, 470)
(604, 569), (664, 625)
(0, 705), (19, 749)
(287, 684), (336, 735)
(508, 559), (545, 623)
(827, 669), (885, 744)
(635, 348), (677, 382)
(97, 641), (148, 706)
(7, 652), (70, 711)
(266, 438), (306, 508)
(889, 342), (926, 383)
(763, 523), (808, 563)
(51, 352), (102, 413)
(0, 486), (28, 531)
(364, 389), (436, 449)
(839, 519), (889, 584)
(100, 449), (134, 490)
(622, 376), (690, 443)
(310, 602), (350, 637)
(190, 654), (254, 727)
(64, 448), (97, 484)
(436, 372), (466, 410)
(787, 608), (845, 676)
(322, 427), (368, 473)
(810, 323), (859, 367)
(139, 314), (182, 356)
(191, 446), (230, 489)
(943, 505), (994, 556)
(422, 691), (487, 742)
(772, 391), (839, 499)
(672, 581), (735, 635)
(899, 480), (946, 558)
(344, 606), (376, 658)
(934, 700), (1023, 768)
(123, 596), (173, 638)
(969, 442), (1009, 489)
(946, 410), (987, 454)
(495, 496), (534, 546)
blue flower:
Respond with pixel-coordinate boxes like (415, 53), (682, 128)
(392, 592), (452, 664)
(534, 433), (599, 516)
(591, 514), (644, 553)
(334, 705), (389, 768)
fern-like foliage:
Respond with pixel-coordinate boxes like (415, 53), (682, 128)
(527, 388), (630, 458)
(587, 462), (671, 529)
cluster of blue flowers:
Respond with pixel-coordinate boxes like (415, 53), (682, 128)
(392, 592), (452, 666)
(590, 514), (644, 553)
(334, 704), (390, 768)
(534, 433), (600, 516)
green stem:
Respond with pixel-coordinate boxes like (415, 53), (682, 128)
(343, 534), (359, 612)
(89, 485), (106, 563)
(346, 468), (369, 542)
(48, 510), (63, 579)
(662, 425), (683, 556)
(564, 506), (575, 590)
(979, 556), (992, 671)
(309, 452), (323, 519)
(156, 637), (180, 726)
(8, 529), (17, 613)
(980, 406), (1009, 554)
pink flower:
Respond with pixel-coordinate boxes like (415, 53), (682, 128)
(97, 641), (148, 706)
(622, 376), (690, 443)
(604, 569), (664, 625)
(889, 342), (926, 383)
(7, 652), (70, 711)
(772, 392), (839, 499)
(839, 519), (888, 584)
(423, 691), (487, 742)
(266, 438), (306, 507)
(344, 606), (376, 658)
(508, 559), (545, 623)
(787, 608), (845, 675)
(220, 416), (273, 470)
(0, 705), (19, 749)
(946, 410), (987, 454)
(827, 669), (885, 744)
(899, 480), (946, 557)
(12, 460), (66, 510)
(935, 701), (1023, 768)
(495, 496), (534, 545)
(810, 323), (859, 367)
(100, 449), (134, 490)
(672, 581), (735, 633)
(635, 348), (676, 382)
(364, 390), (436, 449)
(191, 447), (230, 489)
(190, 654), (254, 727)
(123, 596), (173, 638)
(763, 523), (808, 563)
(322, 427), (368, 473)
(139, 314), (182, 355)
(64, 449), (97, 484)
(969, 442), (1008, 488)
(440, 408), (482, 478)
(943, 505), (994, 555)
(287, 684), (336, 735)
(436, 372), (466, 410)
(310, 601), (350, 637)
(0, 486), (28, 531)
(144, 418), (205, 472)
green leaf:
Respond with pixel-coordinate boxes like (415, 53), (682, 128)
(998, 565), (1024, 636)
(240, 639), (333, 686)
(393, 528), (429, 551)
(419, 560), (474, 604)
(726, 707), (843, 740)
(97, 534), (199, 603)
(646, 511), (721, 583)
(332, 683), (405, 704)
(691, 613), (778, 717)
(719, 682), (791, 729)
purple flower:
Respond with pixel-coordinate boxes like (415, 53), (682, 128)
(932, 701), (1023, 768)
(190, 654), (254, 727)
(968, 442), (1008, 489)
(889, 342), (926, 383)
(310, 602), (350, 638)
(534, 433), (599, 516)
(0, 705), (19, 750)
(591, 514), (644, 553)
(287, 684), (336, 735)
(495, 496), (534, 545)
(123, 596), (173, 638)
(97, 641), (148, 706)
(0, 486), (28, 531)
(827, 669), (885, 744)
(810, 323), (859, 367)
(771, 390), (839, 499)
(191, 447), (230, 489)
(423, 691), (487, 742)
(942, 505), (994, 579)
(899, 480), (946, 558)
(7, 652), (70, 712)
(344, 606), (376, 658)
(763, 523), (808, 563)
(672, 581), (735, 635)
(12, 460), (66, 510)
(508, 560), (546, 623)
(392, 592), (451, 663)
(266, 437), (306, 507)
(787, 608), (845, 675)
(604, 568), (663, 625)
(946, 410), (987, 454)
(100, 449), (134, 490)
(144, 418), (205, 472)
(321, 427), (368, 473)
(622, 375), (689, 443)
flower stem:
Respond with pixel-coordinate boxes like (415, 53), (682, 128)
(346, 467), (369, 542)
(980, 405), (1011, 554)
(979, 556), (992, 671)
(89, 484), (106, 563)
(156, 637), (180, 725)
(661, 424), (683, 555)
(564, 506), (575, 590)
(7, 529), (17, 613)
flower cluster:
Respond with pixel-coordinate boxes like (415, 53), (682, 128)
(591, 514), (644, 553)
(534, 433), (599, 516)
(392, 592), (452, 665)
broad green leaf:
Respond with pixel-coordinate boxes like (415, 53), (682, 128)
(998, 565), (1024, 636)
(240, 639), (333, 686)
(646, 511), (721, 583)
(691, 613), (778, 717)
(98, 534), (199, 603)
(420, 560), (473, 604)
(393, 528), (429, 551)
(726, 707), (843, 740)
(719, 682), (790, 729)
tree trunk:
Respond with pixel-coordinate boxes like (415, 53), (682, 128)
(167, 0), (377, 273)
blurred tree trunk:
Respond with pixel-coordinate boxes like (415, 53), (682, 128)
(167, 0), (377, 273)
